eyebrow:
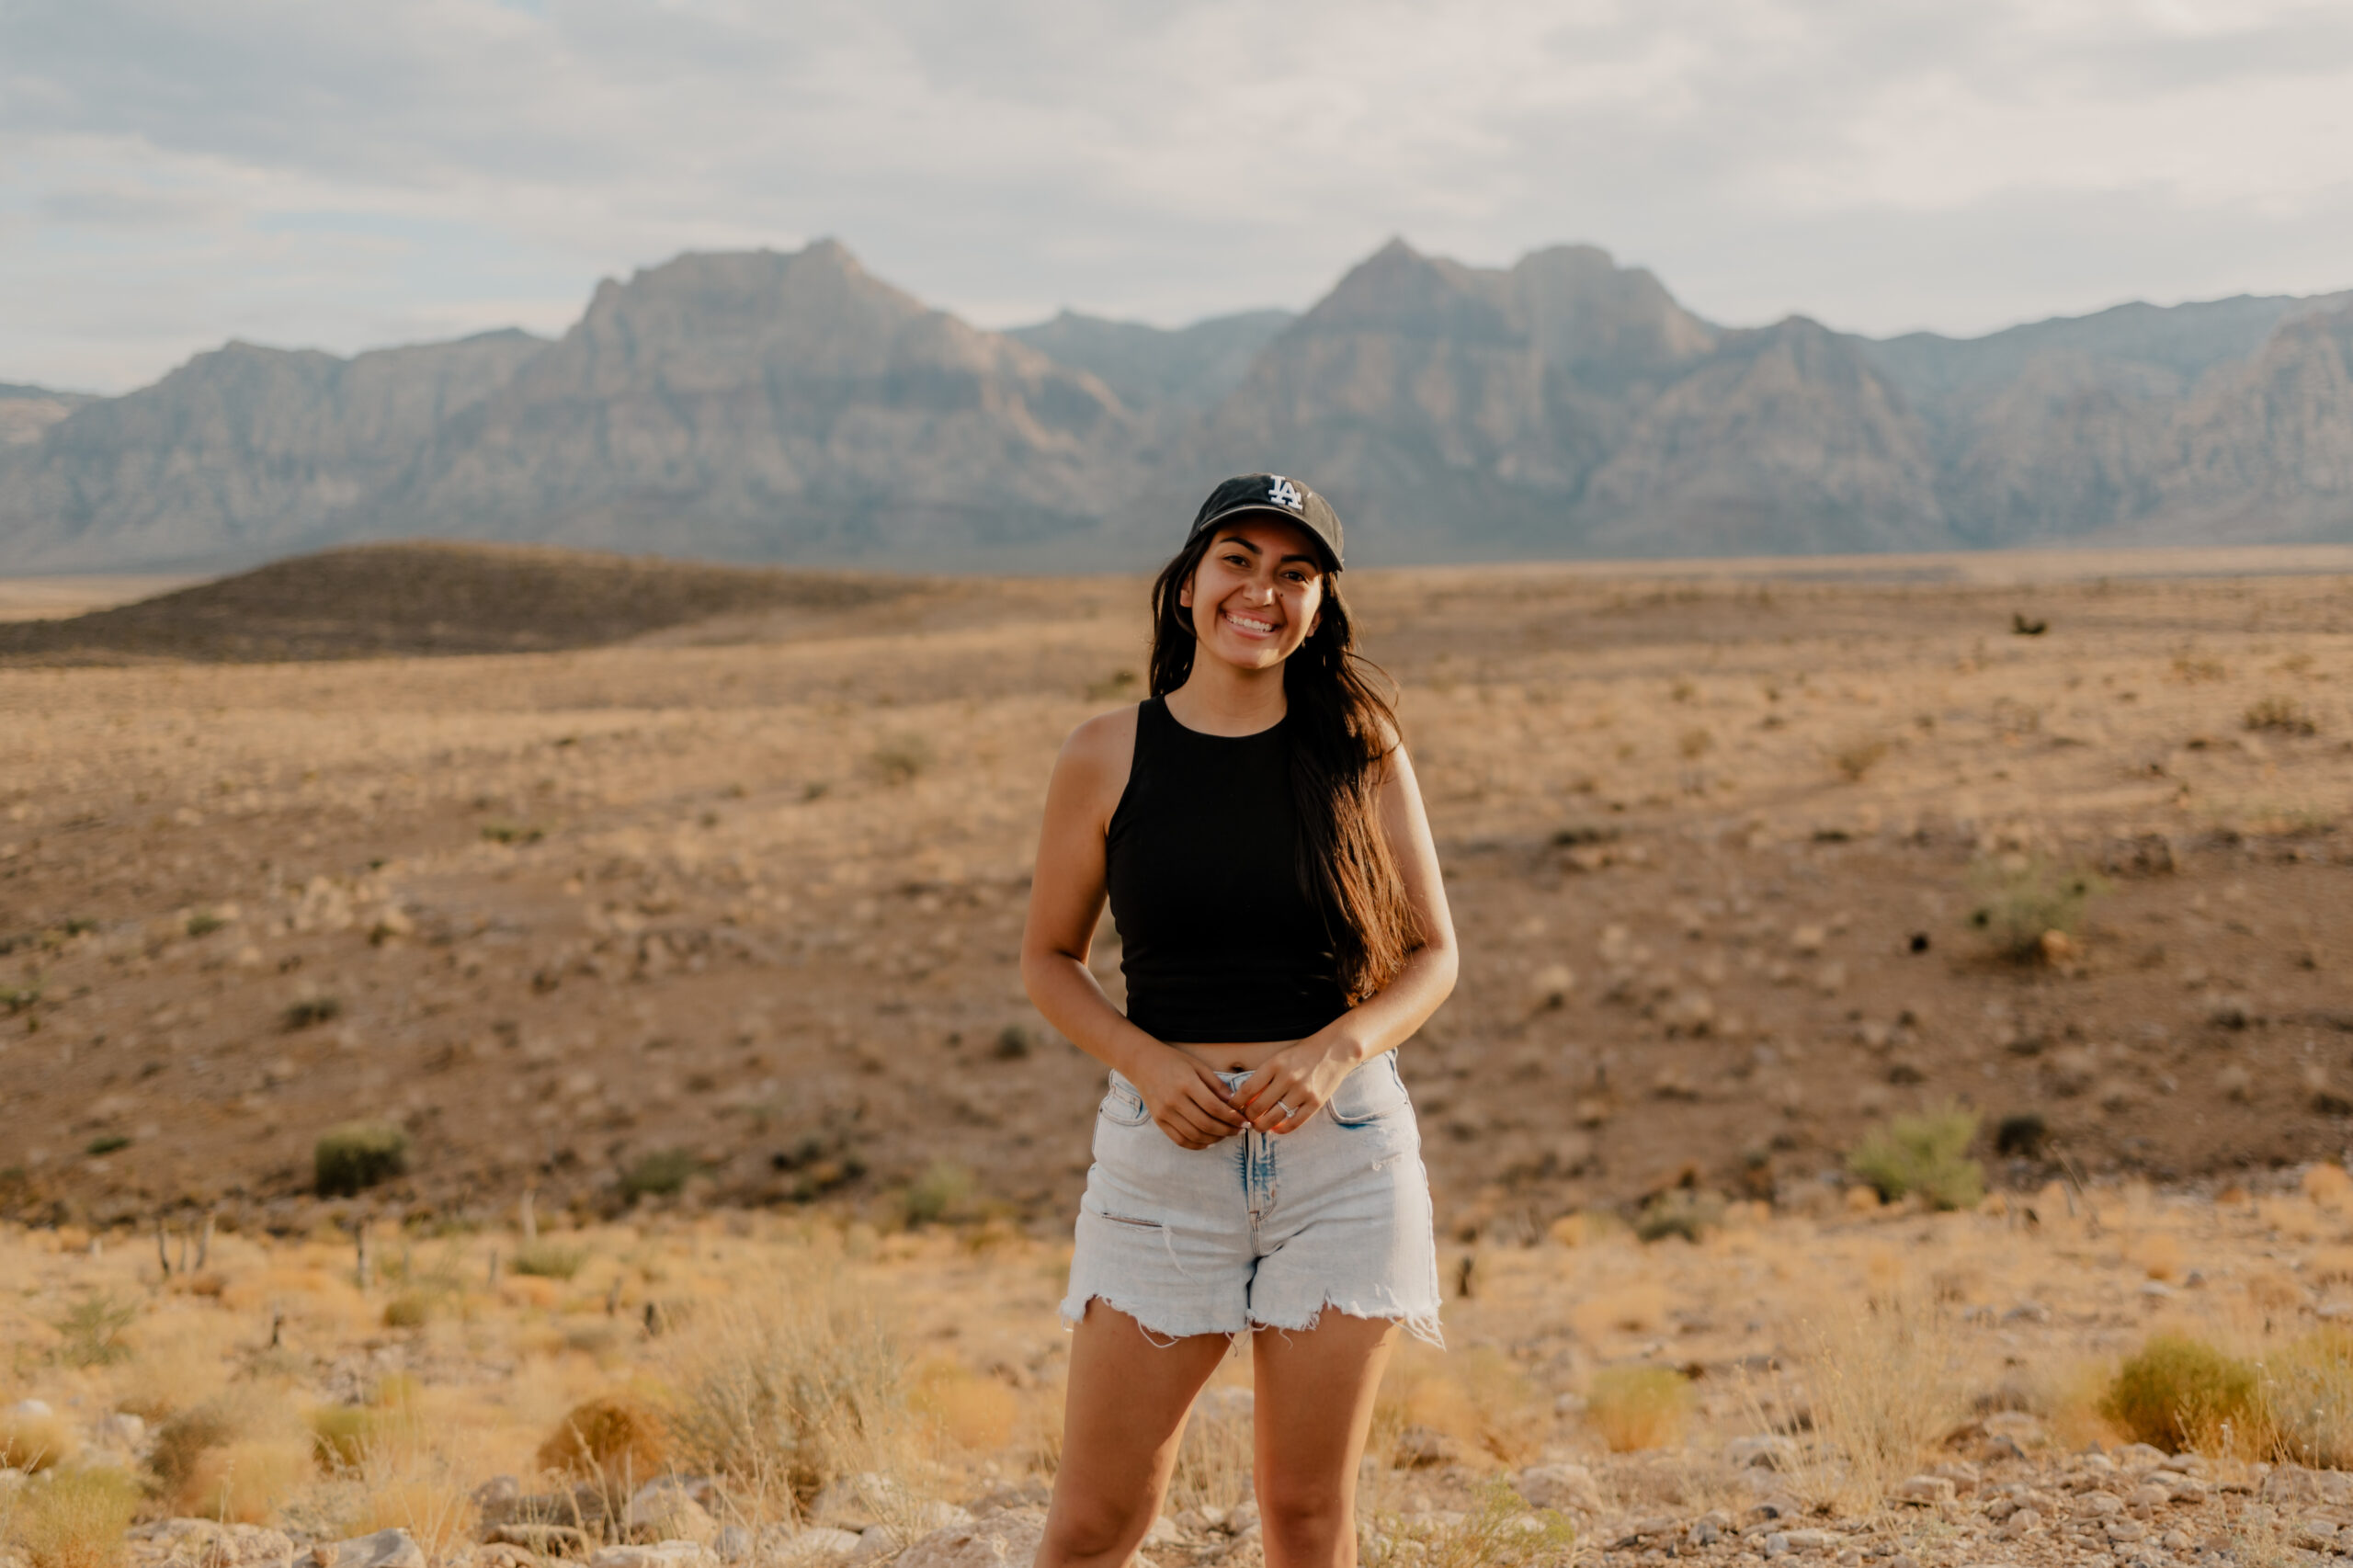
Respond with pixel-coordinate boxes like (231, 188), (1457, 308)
(1214, 533), (1320, 567)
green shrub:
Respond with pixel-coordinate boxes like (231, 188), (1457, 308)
(481, 820), (545, 845)
(2101, 1334), (2259, 1452)
(82, 1135), (128, 1157)
(1966, 855), (2106, 960)
(185, 911), (225, 938)
(512, 1240), (589, 1279)
(992, 1024), (1033, 1061)
(620, 1148), (699, 1202)
(282, 994), (343, 1029)
(1847, 1103), (1984, 1210)
(902, 1162), (975, 1227)
(870, 737), (934, 785)
(1633, 1188), (1722, 1244)
(313, 1120), (408, 1196)
(1361, 1475), (1574, 1568)
(2245, 696), (2318, 735)
(49, 1291), (137, 1368)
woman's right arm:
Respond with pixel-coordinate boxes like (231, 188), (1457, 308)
(1020, 712), (1245, 1150)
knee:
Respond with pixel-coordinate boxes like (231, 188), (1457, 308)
(1040, 1497), (1152, 1565)
(1259, 1489), (1350, 1556)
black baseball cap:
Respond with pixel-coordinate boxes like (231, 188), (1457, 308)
(1187, 473), (1345, 572)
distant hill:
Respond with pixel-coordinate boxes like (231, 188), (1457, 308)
(0, 381), (96, 449)
(0, 331), (545, 572)
(0, 540), (915, 661)
(1005, 309), (1292, 413)
(3, 238), (2351, 571)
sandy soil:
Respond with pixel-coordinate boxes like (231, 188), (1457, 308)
(0, 549), (2348, 1233)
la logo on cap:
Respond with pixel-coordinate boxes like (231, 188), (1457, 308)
(1267, 476), (1303, 511)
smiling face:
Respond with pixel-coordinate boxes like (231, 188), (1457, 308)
(1177, 515), (1330, 673)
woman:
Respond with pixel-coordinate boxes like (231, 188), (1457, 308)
(1021, 473), (1459, 1568)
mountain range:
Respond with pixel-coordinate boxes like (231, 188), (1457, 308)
(5, 238), (2351, 573)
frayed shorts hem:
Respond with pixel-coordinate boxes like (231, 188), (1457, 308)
(1059, 1290), (1447, 1350)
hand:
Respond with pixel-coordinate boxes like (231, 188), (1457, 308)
(1131, 1047), (1248, 1150)
(1233, 1035), (1364, 1135)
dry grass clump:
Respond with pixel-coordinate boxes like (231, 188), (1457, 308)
(150, 1389), (313, 1522)
(345, 1432), (482, 1562)
(1845, 1103), (1984, 1210)
(2099, 1334), (2259, 1454)
(511, 1240), (590, 1279)
(2265, 1330), (2353, 1468)
(0, 1405), (74, 1471)
(656, 1272), (913, 1512)
(1830, 736), (1892, 783)
(1965, 853), (2105, 960)
(1584, 1364), (1690, 1452)
(5, 1466), (141, 1568)
(1790, 1290), (1963, 1512)
(534, 1392), (671, 1488)
(1362, 1476), (1575, 1568)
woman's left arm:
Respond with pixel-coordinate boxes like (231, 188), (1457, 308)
(1236, 743), (1459, 1133)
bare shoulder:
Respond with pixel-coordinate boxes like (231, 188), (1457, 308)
(1051, 703), (1143, 812)
(1061, 703), (1142, 771)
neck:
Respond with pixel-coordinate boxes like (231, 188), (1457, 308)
(1166, 657), (1287, 736)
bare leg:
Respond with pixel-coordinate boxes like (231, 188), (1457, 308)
(1251, 1314), (1399, 1568)
(1036, 1301), (1230, 1568)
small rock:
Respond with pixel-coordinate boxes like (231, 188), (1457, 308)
(2129, 1484), (2170, 1511)
(1689, 1518), (1723, 1547)
(2262, 1465), (2353, 1506)
(1894, 1476), (1956, 1506)
(711, 1528), (751, 1564)
(2104, 1518), (2148, 1543)
(2076, 1493), (2124, 1518)
(1982, 1411), (2046, 1446)
(1727, 1435), (1802, 1471)
(313, 1530), (425, 1568)
(1745, 1496), (1804, 1524)
(93, 1413), (144, 1449)
(2160, 1530), (2191, 1550)
(888, 1517), (1048, 1568)
(484, 1527), (590, 1558)
(1142, 1518), (1180, 1549)
(769, 1530), (864, 1563)
(587, 1545), (714, 1568)
(2299, 1522), (2343, 1552)
(2113, 1443), (2169, 1471)
(1513, 1462), (1602, 1513)
(131, 1520), (299, 1568)
(1994, 1507), (2042, 1540)
(1392, 1425), (1460, 1469)
(1225, 1503), (1259, 1533)
(472, 1476), (522, 1511)
(1783, 1529), (1831, 1551)
(625, 1481), (717, 1544)
(6, 1401), (54, 1420)
(1171, 1509), (1223, 1534)
(1763, 1532), (1791, 1558)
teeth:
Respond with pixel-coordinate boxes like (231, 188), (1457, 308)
(1227, 613), (1275, 632)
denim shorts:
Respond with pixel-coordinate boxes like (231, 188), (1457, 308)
(1059, 1051), (1443, 1346)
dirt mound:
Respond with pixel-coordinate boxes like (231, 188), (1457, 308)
(0, 541), (917, 662)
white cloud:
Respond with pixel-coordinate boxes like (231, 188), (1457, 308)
(3, 0), (2352, 389)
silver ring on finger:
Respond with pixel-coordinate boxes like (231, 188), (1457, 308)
(1273, 1102), (1291, 1122)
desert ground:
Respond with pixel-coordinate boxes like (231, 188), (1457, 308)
(4, 541), (2353, 1568)
(1, 544), (2348, 1231)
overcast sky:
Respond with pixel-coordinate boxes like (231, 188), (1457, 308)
(6, 0), (2353, 392)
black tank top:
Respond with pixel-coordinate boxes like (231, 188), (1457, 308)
(1104, 697), (1350, 1043)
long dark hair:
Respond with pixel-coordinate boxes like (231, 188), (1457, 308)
(1146, 530), (1419, 1002)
